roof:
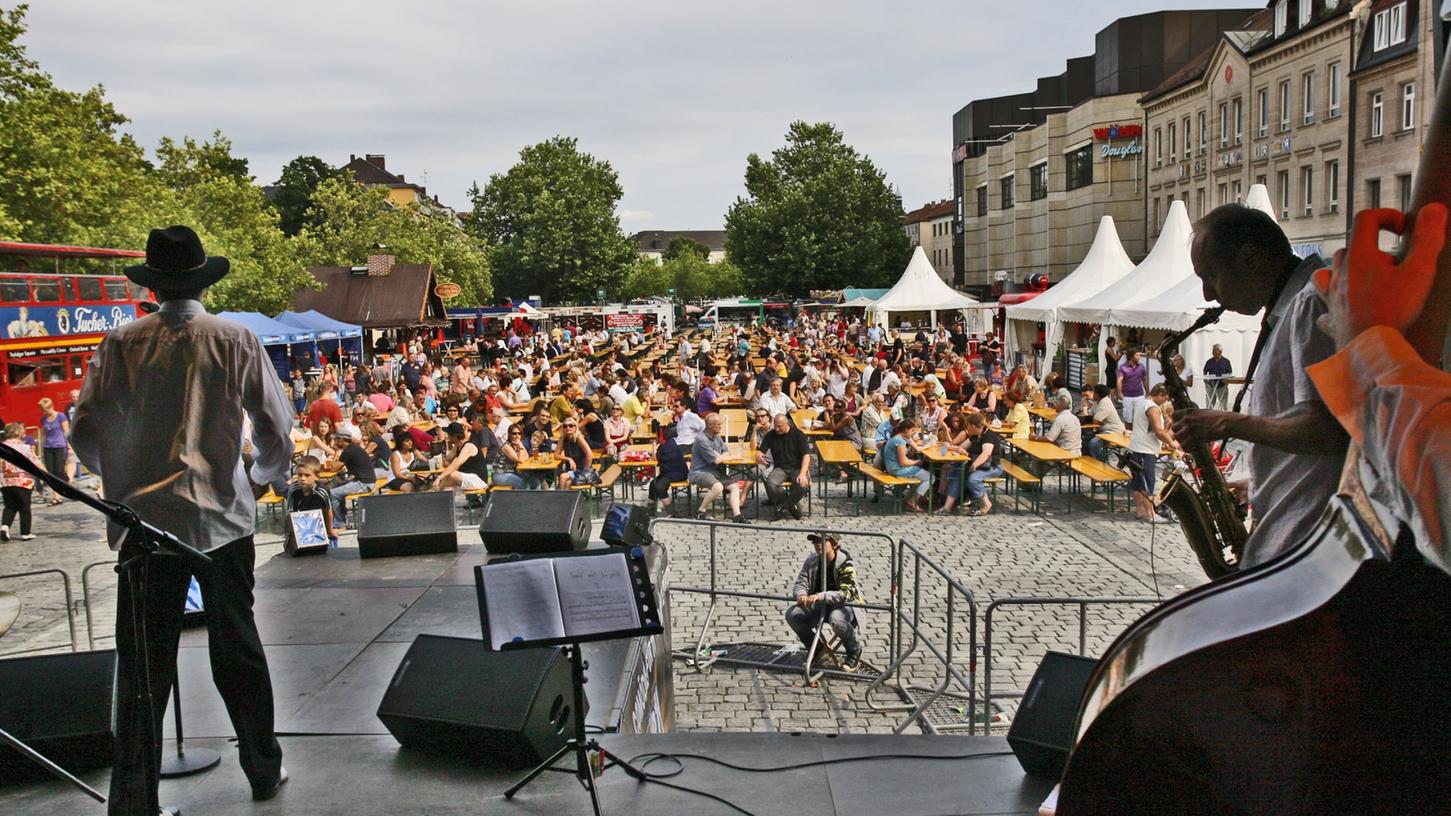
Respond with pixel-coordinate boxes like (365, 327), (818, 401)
(217, 312), (317, 346)
(0, 241), (144, 260)
(1057, 200), (1198, 326)
(1005, 215), (1135, 328)
(632, 230), (727, 253)
(275, 309), (363, 340)
(290, 263), (449, 328)
(1353, 0), (1420, 76)
(902, 200), (955, 224)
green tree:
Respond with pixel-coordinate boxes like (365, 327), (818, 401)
(271, 155), (344, 236)
(298, 176), (491, 307)
(0, 5), (164, 247)
(662, 235), (710, 262)
(467, 136), (636, 304)
(621, 254), (744, 302)
(724, 121), (909, 297)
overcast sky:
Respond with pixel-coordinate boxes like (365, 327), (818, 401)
(26, 1), (1255, 232)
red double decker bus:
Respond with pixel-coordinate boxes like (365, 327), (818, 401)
(0, 241), (154, 427)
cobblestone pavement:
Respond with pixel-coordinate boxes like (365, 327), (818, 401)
(0, 474), (1211, 738)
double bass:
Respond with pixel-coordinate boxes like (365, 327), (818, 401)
(1056, 11), (1451, 814)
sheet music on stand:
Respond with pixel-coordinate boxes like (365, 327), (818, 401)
(475, 546), (663, 651)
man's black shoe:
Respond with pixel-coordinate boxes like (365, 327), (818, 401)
(253, 766), (288, 801)
(789, 503), (803, 521)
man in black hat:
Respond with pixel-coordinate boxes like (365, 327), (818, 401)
(72, 226), (295, 815)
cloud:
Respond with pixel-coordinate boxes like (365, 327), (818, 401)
(20, 0), (1255, 231)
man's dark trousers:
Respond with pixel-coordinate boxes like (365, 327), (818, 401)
(108, 535), (282, 815)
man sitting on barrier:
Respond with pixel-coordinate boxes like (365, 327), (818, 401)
(785, 533), (863, 671)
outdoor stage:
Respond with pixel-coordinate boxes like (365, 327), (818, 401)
(0, 536), (1056, 815)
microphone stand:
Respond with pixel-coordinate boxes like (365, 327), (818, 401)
(0, 442), (212, 804)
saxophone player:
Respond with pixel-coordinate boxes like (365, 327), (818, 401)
(1173, 205), (1348, 568)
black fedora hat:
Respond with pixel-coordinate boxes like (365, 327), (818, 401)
(125, 226), (230, 291)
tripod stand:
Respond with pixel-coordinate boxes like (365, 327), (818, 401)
(503, 643), (648, 816)
(0, 443), (212, 807)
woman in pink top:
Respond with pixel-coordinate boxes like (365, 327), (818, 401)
(1, 422), (41, 540)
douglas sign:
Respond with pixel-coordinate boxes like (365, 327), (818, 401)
(1094, 123), (1145, 160)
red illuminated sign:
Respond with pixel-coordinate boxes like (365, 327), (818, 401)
(1092, 124), (1142, 140)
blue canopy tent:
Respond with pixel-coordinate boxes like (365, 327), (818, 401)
(276, 309), (364, 362)
(219, 311), (319, 380)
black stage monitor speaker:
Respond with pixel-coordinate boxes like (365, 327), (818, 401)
(0, 649), (116, 781)
(1007, 651), (1098, 779)
(356, 491), (458, 559)
(376, 635), (581, 767)
(601, 502), (652, 548)
(478, 490), (589, 554)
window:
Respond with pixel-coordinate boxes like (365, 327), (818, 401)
(1151, 197), (1160, 236)
(1367, 177), (1382, 209)
(976, 184), (988, 217)
(1326, 160), (1339, 213)
(1154, 127), (1163, 165)
(1196, 187), (1206, 218)
(1301, 166), (1314, 215)
(1029, 162), (1048, 201)
(7, 357), (66, 389)
(1402, 83), (1416, 130)
(1168, 123), (1176, 161)
(1219, 103), (1229, 146)
(1233, 97), (1243, 143)
(1218, 182), (1229, 206)
(76, 276), (103, 301)
(1274, 0), (1288, 36)
(127, 280), (148, 300)
(1279, 81), (1291, 131)
(1371, 91), (1384, 137)
(1182, 117), (1192, 159)
(1065, 144), (1093, 191)
(1299, 0), (1313, 27)
(1277, 170), (1291, 218)
(1199, 111), (1207, 153)
(1258, 88), (1269, 137)
(31, 278), (60, 303)
(1233, 180), (1243, 204)
(1302, 73), (1315, 124)
(1373, 3), (1408, 50)
(1000, 175), (1014, 210)
(1328, 63), (1342, 116)
(0, 279), (28, 303)
(1399, 174), (1413, 212)
(103, 279), (129, 301)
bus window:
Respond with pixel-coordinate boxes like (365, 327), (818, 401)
(70, 355), (84, 379)
(76, 276), (103, 302)
(62, 276), (77, 302)
(7, 357), (65, 388)
(104, 279), (130, 301)
(31, 278), (61, 303)
(0, 279), (27, 303)
(127, 280), (148, 300)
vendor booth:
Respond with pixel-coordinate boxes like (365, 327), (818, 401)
(276, 309), (363, 364)
(219, 311), (319, 380)
(870, 246), (978, 329)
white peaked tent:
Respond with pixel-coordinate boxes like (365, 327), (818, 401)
(1058, 201), (1197, 328)
(1004, 215), (1135, 363)
(870, 245), (978, 328)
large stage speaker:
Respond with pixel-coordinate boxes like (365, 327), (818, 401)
(1007, 651), (1098, 778)
(478, 491), (589, 554)
(356, 491), (458, 559)
(0, 649), (116, 781)
(376, 635), (581, 767)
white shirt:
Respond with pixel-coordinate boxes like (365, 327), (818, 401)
(72, 300), (294, 552)
(758, 391), (797, 418)
(674, 410), (706, 447)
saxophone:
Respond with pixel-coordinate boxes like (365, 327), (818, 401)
(1155, 307), (1245, 579)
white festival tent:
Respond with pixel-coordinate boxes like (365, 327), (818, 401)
(870, 245), (978, 329)
(1003, 215), (1135, 364)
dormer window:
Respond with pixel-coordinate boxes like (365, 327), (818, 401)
(1274, 0), (1288, 36)
(1298, 0), (1312, 27)
(1373, 3), (1407, 50)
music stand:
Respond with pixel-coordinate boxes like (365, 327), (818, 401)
(475, 546), (663, 816)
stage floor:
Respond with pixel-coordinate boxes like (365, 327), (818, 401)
(1, 733), (1053, 815)
(1, 540), (1055, 815)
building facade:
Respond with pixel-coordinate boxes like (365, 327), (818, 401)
(1143, 0), (1441, 259)
(950, 8), (1259, 296)
(343, 154), (459, 222)
(632, 230), (728, 264)
(903, 200), (955, 282)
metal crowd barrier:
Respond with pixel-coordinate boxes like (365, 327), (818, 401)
(981, 596), (1159, 731)
(648, 518), (985, 735)
(80, 559), (118, 651)
(0, 568), (80, 657)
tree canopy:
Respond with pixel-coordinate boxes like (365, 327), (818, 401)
(724, 121), (909, 297)
(620, 254), (744, 303)
(270, 155), (344, 236)
(467, 136), (636, 305)
(663, 235), (710, 262)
